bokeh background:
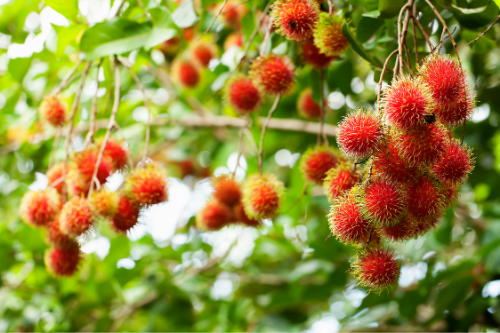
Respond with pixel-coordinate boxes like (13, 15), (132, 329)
(1, 0), (500, 331)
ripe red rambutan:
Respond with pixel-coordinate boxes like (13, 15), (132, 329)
(433, 139), (474, 185)
(249, 54), (295, 96)
(59, 196), (95, 237)
(45, 218), (74, 248)
(73, 148), (114, 185)
(443, 183), (459, 207)
(191, 41), (218, 68)
(297, 88), (327, 119)
(382, 76), (433, 129)
(328, 190), (371, 244)
(323, 161), (361, 202)
(65, 167), (90, 197)
(220, 1), (247, 29)
(313, 12), (349, 57)
(378, 215), (416, 242)
(301, 41), (335, 70)
(299, 145), (340, 185)
(224, 33), (243, 51)
(395, 124), (447, 166)
(97, 137), (129, 171)
(159, 35), (181, 56)
(39, 95), (68, 127)
(337, 108), (382, 159)
(125, 163), (168, 206)
(44, 240), (81, 277)
(419, 54), (474, 127)
(47, 162), (66, 194)
(196, 200), (230, 231)
(362, 177), (406, 227)
(242, 173), (284, 220)
(172, 59), (200, 88)
(412, 215), (440, 237)
(211, 175), (242, 207)
(351, 247), (400, 293)
(110, 194), (140, 234)
(233, 203), (262, 227)
(91, 190), (119, 217)
(406, 176), (445, 220)
(271, 0), (320, 41)
(372, 136), (416, 183)
(177, 158), (196, 178)
(183, 26), (196, 41)
(225, 77), (262, 114)
(20, 188), (62, 227)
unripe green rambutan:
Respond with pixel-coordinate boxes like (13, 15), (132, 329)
(110, 194), (140, 234)
(125, 163), (168, 206)
(59, 196), (95, 237)
(323, 161), (361, 202)
(350, 247), (400, 293)
(211, 175), (242, 207)
(313, 12), (349, 57)
(20, 188), (63, 227)
(91, 190), (119, 218)
(300, 145), (340, 185)
(39, 95), (68, 127)
(196, 200), (230, 231)
(242, 174), (285, 220)
(44, 240), (81, 277)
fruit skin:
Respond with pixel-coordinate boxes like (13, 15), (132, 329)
(372, 136), (416, 184)
(378, 214), (416, 242)
(196, 200), (230, 231)
(45, 219), (75, 248)
(44, 240), (81, 277)
(395, 124), (447, 167)
(20, 189), (63, 227)
(418, 54), (474, 127)
(59, 196), (95, 237)
(337, 108), (382, 159)
(191, 41), (218, 68)
(323, 161), (361, 202)
(211, 175), (242, 207)
(125, 163), (168, 206)
(271, 0), (320, 41)
(328, 190), (371, 245)
(350, 247), (400, 293)
(297, 88), (326, 119)
(313, 12), (349, 57)
(47, 162), (66, 194)
(225, 77), (262, 114)
(73, 148), (114, 185)
(233, 203), (262, 227)
(40, 95), (68, 127)
(65, 167), (91, 197)
(97, 137), (129, 171)
(242, 174), (285, 220)
(301, 41), (335, 70)
(382, 76), (433, 130)
(299, 145), (340, 185)
(406, 176), (445, 220)
(433, 139), (475, 185)
(91, 190), (119, 218)
(110, 194), (140, 234)
(361, 177), (406, 227)
(249, 54), (295, 96)
(172, 59), (200, 88)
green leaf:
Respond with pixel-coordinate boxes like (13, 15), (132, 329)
(171, 0), (199, 28)
(495, 0), (500, 9)
(145, 7), (178, 50)
(45, 0), (79, 21)
(52, 24), (86, 57)
(80, 19), (152, 60)
(378, 0), (405, 18)
(451, 0), (499, 30)
(357, 17), (385, 43)
(8, 57), (32, 82)
(342, 22), (382, 67)
(462, 29), (496, 53)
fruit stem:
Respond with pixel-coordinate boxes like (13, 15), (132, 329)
(258, 96), (281, 175)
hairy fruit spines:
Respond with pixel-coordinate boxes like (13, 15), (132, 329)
(44, 240), (81, 277)
(350, 247), (400, 293)
(313, 12), (349, 57)
(299, 145), (340, 185)
(433, 139), (475, 185)
(211, 175), (242, 207)
(242, 173), (285, 220)
(323, 161), (361, 202)
(20, 188), (63, 228)
(172, 59), (200, 88)
(40, 95), (68, 127)
(125, 163), (168, 206)
(91, 190), (119, 218)
(225, 76), (262, 114)
(196, 200), (230, 231)
(249, 54), (295, 96)
(59, 196), (95, 237)
(297, 88), (325, 119)
(110, 194), (141, 234)
(271, 0), (320, 41)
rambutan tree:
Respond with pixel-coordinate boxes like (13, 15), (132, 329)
(1, 0), (500, 331)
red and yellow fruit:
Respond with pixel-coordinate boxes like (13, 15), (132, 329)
(45, 240), (81, 277)
(59, 196), (95, 237)
(271, 0), (320, 41)
(40, 95), (68, 127)
(20, 188), (62, 227)
(242, 174), (284, 220)
(249, 54), (295, 96)
(125, 163), (168, 206)
(299, 145), (340, 185)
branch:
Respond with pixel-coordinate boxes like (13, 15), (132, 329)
(411, 14), (433, 50)
(317, 69), (329, 149)
(258, 96), (280, 175)
(378, 49), (399, 114)
(466, 14), (500, 46)
(198, 0), (227, 41)
(260, 14), (273, 57)
(83, 60), (103, 149)
(424, 0), (460, 61)
(51, 59), (83, 96)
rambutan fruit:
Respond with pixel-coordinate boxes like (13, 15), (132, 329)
(158, 35), (181, 57)
(110, 194), (140, 234)
(224, 33), (243, 51)
(44, 240), (81, 277)
(395, 124), (447, 166)
(301, 41), (335, 70)
(433, 139), (475, 185)
(45, 219), (74, 248)
(211, 175), (242, 207)
(297, 88), (326, 119)
(372, 137), (416, 183)
(47, 162), (66, 194)
(382, 76), (434, 129)
(97, 137), (129, 171)
(91, 190), (119, 218)
(59, 196), (95, 237)
(271, 0), (320, 41)
(191, 41), (218, 68)
(225, 77), (262, 114)
(412, 216), (440, 238)
(350, 247), (400, 293)
(220, 1), (247, 29)
(443, 183), (459, 207)
(378, 215), (416, 242)
(419, 54), (474, 127)
(299, 145), (340, 185)
(233, 203), (262, 227)
(406, 176), (445, 220)
(242, 173), (285, 220)
(73, 148), (114, 185)
(337, 108), (382, 159)
(20, 188), (63, 227)
(196, 200), (230, 231)
(249, 54), (295, 96)
(361, 177), (406, 227)
(328, 190), (371, 244)
(323, 161), (361, 202)
(39, 95), (68, 127)
(125, 163), (168, 206)
(65, 167), (90, 198)
(313, 12), (349, 57)
(172, 59), (200, 88)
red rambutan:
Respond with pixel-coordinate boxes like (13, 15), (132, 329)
(433, 139), (474, 185)
(44, 240), (81, 277)
(59, 196), (95, 237)
(301, 41), (335, 70)
(242, 173), (284, 220)
(73, 148), (114, 185)
(299, 145), (340, 185)
(378, 215), (416, 242)
(39, 95), (68, 127)
(337, 108), (382, 159)
(212, 175), (242, 207)
(395, 124), (447, 166)
(110, 194), (140, 234)
(362, 177), (406, 227)
(158, 35), (181, 56)
(65, 167), (90, 197)
(413, 215), (440, 237)
(443, 183), (459, 207)
(97, 137), (129, 171)
(271, 0), (320, 41)
(47, 162), (66, 194)
(91, 190), (119, 218)
(191, 41), (218, 68)
(406, 176), (445, 220)
(297, 88), (327, 119)
(233, 203), (262, 227)
(224, 32), (243, 51)
(249, 54), (295, 96)
(351, 247), (400, 293)
(323, 161), (361, 202)
(313, 12), (349, 57)
(45, 218), (74, 248)
(125, 163), (168, 206)
(382, 76), (433, 129)
(172, 59), (200, 88)
(225, 77), (262, 114)
(372, 136), (417, 183)
(196, 200), (230, 231)
(19, 188), (63, 227)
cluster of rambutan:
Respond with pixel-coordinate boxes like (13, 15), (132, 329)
(322, 54), (476, 293)
(19, 136), (169, 278)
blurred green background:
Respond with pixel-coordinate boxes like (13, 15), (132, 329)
(1, 0), (500, 331)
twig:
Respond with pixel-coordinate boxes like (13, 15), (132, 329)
(467, 15), (500, 46)
(396, 4), (412, 75)
(424, 0), (460, 62)
(260, 14), (274, 57)
(411, 15), (419, 64)
(317, 69), (329, 149)
(327, 0), (334, 16)
(378, 50), (399, 115)
(431, 27), (457, 54)
(48, 128), (61, 168)
(258, 96), (280, 175)
(51, 59), (83, 96)
(83, 60), (103, 149)
(198, 0), (227, 41)
(411, 14), (433, 50)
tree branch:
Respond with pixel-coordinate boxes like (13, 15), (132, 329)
(466, 14), (500, 46)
